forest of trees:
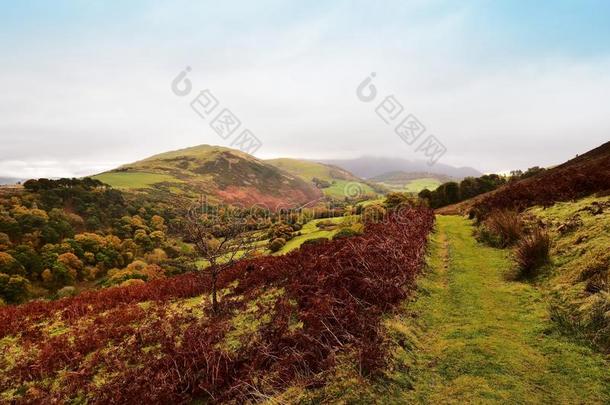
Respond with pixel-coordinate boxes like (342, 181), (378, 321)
(0, 178), (192, 304)
(418, 167), (546, 209)
(0, 178), (360, 305)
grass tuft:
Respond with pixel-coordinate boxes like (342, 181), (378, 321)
(514, 229), (551, 279)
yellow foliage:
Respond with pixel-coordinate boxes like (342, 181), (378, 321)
(120, 278), (146, 287)
(41, 269), (53, 283)
(151, 215), (167, 232)
(57, 253), (83, 272)
(145, 248), (167, 264)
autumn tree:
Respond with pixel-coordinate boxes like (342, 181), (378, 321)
(181, 200), (258, 314)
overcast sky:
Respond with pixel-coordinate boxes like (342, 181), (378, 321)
(1, 0), (609, 178)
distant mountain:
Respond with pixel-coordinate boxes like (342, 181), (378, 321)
(266, 158), (380, 199)
(0, 177), (24, 186)
(319, 157), (482, 180)
(93, 145), (322, 207)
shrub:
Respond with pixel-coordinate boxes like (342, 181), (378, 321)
(384, 192), (410, 209)
(0, 252), (25, 276)
(120, 278), (146, 287)
(362, 204), (386, 224)
(267, 223), (294, 240)
(57, 286), (77, 299)
(301, 237), (329, 246)
(0, 208), (435, 403)
(0, 273), (30, 303)
(333, 227), (361, 239)
(515, 229), (551, 278)
(0, 232), (11, 250)
(268, 238), (286, 252)
(315, 220), (335, 229)
(476, 210), (523, 248)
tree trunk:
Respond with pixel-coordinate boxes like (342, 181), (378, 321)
(211, 271), (218, 314)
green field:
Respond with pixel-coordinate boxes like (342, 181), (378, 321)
(266, 158), (377, 200)
(93, 172), (182, 189)
(275, 216), (357, 254)
(195, 216), (360, 268)
(374, 177), (441, 193)
(322, 180), (377, 199)
(266, 158), (338, 181)
(356, 198), (385, 207)
(404, 177), (442, 192)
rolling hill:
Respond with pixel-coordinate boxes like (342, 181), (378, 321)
(93, 145), (322, 207)
(369, 171), (455, 193)
(266, 158), (379, 199)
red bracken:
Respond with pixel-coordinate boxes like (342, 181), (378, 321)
(0, 207), (434, 404)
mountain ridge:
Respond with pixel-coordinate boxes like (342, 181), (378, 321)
(318, 156), (482, 180)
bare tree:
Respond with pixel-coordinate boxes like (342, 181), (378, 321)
(182, 199), (259, 314)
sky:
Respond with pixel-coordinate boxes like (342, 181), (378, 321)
(1, 0), (609, 178)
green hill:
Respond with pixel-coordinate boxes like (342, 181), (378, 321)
(369, 171), (455, 193)
(93, 145), (322, 207)
(266, 158), (379, 199)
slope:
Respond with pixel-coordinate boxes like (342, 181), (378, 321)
(266, 158), (379, 199)
(369, 171), (455, 193)
(401, 216), (609, 403)
(438, 141), (610, 216)
(296, 215), (609, 403)
(94, 145), (322, 207)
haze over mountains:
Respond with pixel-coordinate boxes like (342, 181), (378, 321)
(319, 157), (482, 180)
(3, 144), (477, 200)
(0, 177), (24, 186)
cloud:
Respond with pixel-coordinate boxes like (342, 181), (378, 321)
(0, 1), (609, 177)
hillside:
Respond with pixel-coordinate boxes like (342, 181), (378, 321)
(94, 145), (322, 207)
(266, 158), (379, 199)
(0, 208), (435, 403)
(369, 171), (455, 193)
(320, 156), (481, 180)
(438, 141), (610, 216)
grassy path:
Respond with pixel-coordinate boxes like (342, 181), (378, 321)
(402, 215), (610, 404)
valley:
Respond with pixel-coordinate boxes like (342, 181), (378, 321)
(3, 3), (610, 403)
(1, 141), (609, 404)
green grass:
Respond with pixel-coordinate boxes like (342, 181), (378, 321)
(395, 216), (610, 403)
(279, 215), (610, 403)
(322, 179), (377, 199)
(193, 216), (360, 268)
(266, 158), (339, 182)
(93, 172), (182, 189)
(404, 177), (442, 193)
(266, 158), (378, 200)
(527, 195), (610, 275)
(373, 177), (441, 193)
(275, 216), (357, 254)
(356, 198), (385, 207)
(527, 195), (610, 351)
